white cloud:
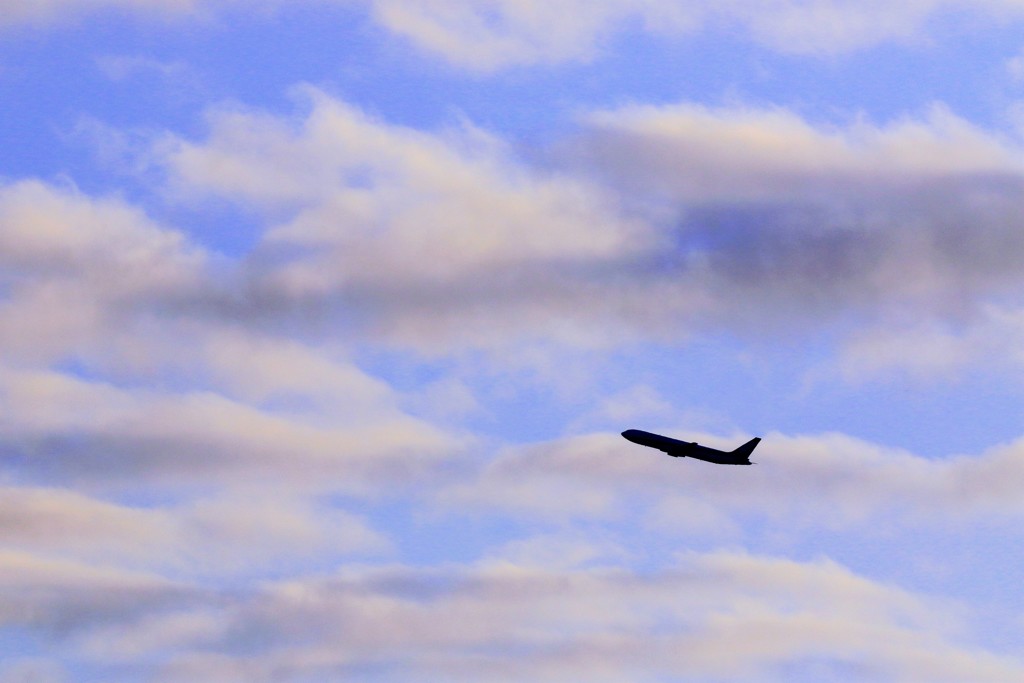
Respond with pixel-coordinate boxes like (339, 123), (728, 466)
(364, 0), (1024, 70)
(144, 92), (1024, 370)
(8, 4), (1024, 681)
(0, 365), (460, 493)
(570, 102), (1024, 349)
(0, 0), (203, 27)
(0, 179), (471, 495)
(0, 486), (390, 575)
(95, 54), (192, 83)
(643, 494), (741, 538)
(4, 0), (1023, 69)
(0, 180), (207, 365)
(584, 384), (676, 424)
(46, 550), (1022, 682)
(479, 531), (632, 570)
(403, 376), (484, 422)
(197, 329), (397, 412)
(168, 90), (646, 265)
(440, 428), (1024, 528)
(580, 102), (1021, 201)
(158, 89), (667, 350)
(369, 0), (698, 72)
(835, 304), (1024, 380)
(715, 0), (938, 54)
(0, 550), (192, 631)
(2, 169), (1022, 678)
(1008, 46), (1024, 81)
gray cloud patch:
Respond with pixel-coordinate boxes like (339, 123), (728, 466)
(0, 552), (199, 635)
(34, 552), (1021, 683)
(563, 105), (1024, 346)
(139, 94), (1024, 362)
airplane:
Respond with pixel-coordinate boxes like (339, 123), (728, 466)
(621, 429), (760, 465)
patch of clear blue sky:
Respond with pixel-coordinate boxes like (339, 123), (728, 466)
(362, 498), (536, 567)
(0, 631), (47, 677)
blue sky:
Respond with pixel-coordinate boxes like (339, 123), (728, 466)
(5, 2), (1024, 681)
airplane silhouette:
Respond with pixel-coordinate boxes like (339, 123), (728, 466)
(622, 429), (760, 465)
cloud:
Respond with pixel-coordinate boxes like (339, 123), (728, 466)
(0, 179), (469, 494)
(0, 486), (390, 575)
(157, 89), (668, 350)
(0, 0), (203, 27)
(714, 0), (939, 54)
(440, 428), (1024, 528)
(0, 550), (194, 633)
(580, 102), (1021, 200)
(93, 54), (202, 103)
(564, 383), (688, 435)
(2, 166), (1022, 679)
(8, 4), (1024, 681)
(1008, 46), (1024, 81)
(3, 0), (1021, 68)
(166, 90), (644, 264)
(0, 180), (207, 365)
(833, 304), (1024, 380)
(42, 550), (1022, 682)
(95, 54), (192, 82)
(144, 91), (1024, 371)
(7, 37), (1019, 376)
(367, 0), (944, 70)
(363, 0), (1024, 69)
(571, 102), (1024, 346)
(368, 0), (698, 72)
(0, 365), (460, 493)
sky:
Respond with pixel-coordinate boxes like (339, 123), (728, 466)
(4, 1), (1024, 681)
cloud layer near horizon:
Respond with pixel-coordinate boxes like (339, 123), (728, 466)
(5, 547), (1021, 683)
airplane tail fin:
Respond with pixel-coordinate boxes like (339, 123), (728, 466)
(731, 437), (761, 463)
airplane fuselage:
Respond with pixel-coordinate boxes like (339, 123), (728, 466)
(621, 429), (759, 465)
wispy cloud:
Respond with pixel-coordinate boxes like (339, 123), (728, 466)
(3, 0), (1020, 69)
(0, 0), (205, 27)
(95, 55), (192, 83)
(571, 102), (1024, 364)
(136, 91), (1024, 379)
(0, 365), (460, 493)
(0, 179), (466, 494)
(0, 550), (195, 632)
(154, 89), (663, 350)
(0, 486), (389, 575)
(10, 550), (1016, 682)
(441, 428), (1024, 526)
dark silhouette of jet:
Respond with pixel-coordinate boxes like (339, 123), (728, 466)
(621, 429), (760, 465)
